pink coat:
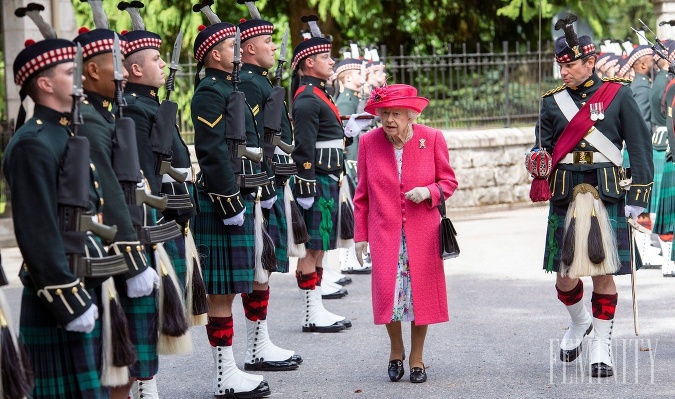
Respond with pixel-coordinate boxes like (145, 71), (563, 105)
(353, 124), (458, 326)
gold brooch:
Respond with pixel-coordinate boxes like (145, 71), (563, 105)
(102, 100), (110, 108)
(419, 139), (426, 149)
(150, 89), (156, 97)
(59, 117), (69, 126)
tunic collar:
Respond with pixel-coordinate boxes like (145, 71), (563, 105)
(205, 68), (233, 82)
(125, 82), (160, 103)
(32, 104), (72, 129)
(301, 76), (328, 92)
(84, 90), (115, 119)
(242, 63), (271, 78)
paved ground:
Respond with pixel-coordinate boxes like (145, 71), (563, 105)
(3, 205), (675, 398)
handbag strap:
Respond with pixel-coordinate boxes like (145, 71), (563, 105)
(436, 183), (446, 218)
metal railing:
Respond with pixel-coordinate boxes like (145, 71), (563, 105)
(170, 41), (556, 142)
(382, 41), (556, 129)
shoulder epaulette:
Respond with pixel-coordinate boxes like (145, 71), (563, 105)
(602, 77), (632, 85)
(542, 84), (566, 98)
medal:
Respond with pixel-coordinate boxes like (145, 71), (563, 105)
(597, 102), (605, 120)
(590, 103), (598, 121)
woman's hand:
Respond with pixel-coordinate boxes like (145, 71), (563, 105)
(405, 187), (431, 203)
(355, 241), (369, 266)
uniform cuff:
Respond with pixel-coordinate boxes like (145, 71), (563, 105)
(626, 184), (652, 208)
(294, 176), (317, 198)
(36, 279), (93, 325)
(208, 191), (245, 219)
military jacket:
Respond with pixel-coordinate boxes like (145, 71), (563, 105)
(336, 88), (361, 162)
(650, 69), (668, 127)
(238, 63), (287, 198)
(665, 82), (675, 160)
(335, 88), (360, 116)
(192, 68), (263, 219)
(3, 105), (99, 324)
(630, 72), (651, 129)
(80, 90), (148, 279)
(536, 74), (654, 208)
(292, 75), (346, 198)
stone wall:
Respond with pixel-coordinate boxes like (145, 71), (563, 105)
(442, 127), (535, 212)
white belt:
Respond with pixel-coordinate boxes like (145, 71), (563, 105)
(162, 167), (193, 183)
(315, 139), (344, 149)
(560, 152), (611, 164)
(245, 146), (262, 153)
(274, 146), (290, 156)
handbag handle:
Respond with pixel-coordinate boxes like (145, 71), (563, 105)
(436, 183), (446, 218)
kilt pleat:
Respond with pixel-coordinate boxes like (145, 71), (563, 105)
(115, 283), (158, 379)
(649, 149), (666, 213)
(164, 236), (187, 293)
(542, 170), (640, 275)
(20, 287), (109, 399)
(263, 186), (289, 273)
(293, 174), (340, 251)
(192, 190), (255, 294)
(653, 161), (675, 234)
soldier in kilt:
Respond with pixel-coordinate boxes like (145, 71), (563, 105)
(531, 15), (653, 379)
(237, 13), (303, 371)
(4, 32), (109, 398)
(654, 80), (675, 275)
(73, 25), (161, 399)
(291, 28), (353, 333)
(190, 17), (272, 398)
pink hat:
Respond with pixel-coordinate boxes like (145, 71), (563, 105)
(364, 84), (429, 115)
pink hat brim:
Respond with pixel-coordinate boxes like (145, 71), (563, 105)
(364, 97), (429, 115)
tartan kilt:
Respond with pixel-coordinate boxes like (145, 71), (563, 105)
(263, 185), (289, 273)
(649, 149), (667, 213)
(164, 235), (187, 294)
(192, 189), (255, 294)
(115, 278), (158, 379)
(294, 173), (340, 251)
(20, 286), (109, 399)
(653, 161), (675, 234)
(542, 169), (640, 275)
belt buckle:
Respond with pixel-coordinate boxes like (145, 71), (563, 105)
(573, 151), (593, 165)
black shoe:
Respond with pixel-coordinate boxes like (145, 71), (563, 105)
(334, 276), (352, 285)
(215, 381), (271, 398)
(243, 358), (299, 371)
(410, 366), (427, 383)
(591, 362), (613, 378)
(559, 324), (593, 362)
(322, 288), (348, 299)
(388, 360), (404, 382)
(302, 322), (345, 333)
(338, 318), (352, 328)
(341, 267), (372, 275)
(288, 354), (303, 365)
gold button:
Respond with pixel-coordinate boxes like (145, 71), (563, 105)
(580, 142), (586, 148)
(90, 163), (96, 171)
(56, 288), (63, 295)
(100, 198), (104, 205)
(136, 245), (142, 251)
(581, 93), (587, 98)
(94, 181), (99, 189)
(36, 119), (43, 125)
(152, 244), (157, 250)
(72, 287), (78, 293)
(126, 246), (132, 253)
(227, 198), (232, 202)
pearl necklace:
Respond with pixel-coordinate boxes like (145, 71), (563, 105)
(387, 126), (413, 150)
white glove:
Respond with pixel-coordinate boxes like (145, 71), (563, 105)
(296, 197), (314, 210)
(625, 205), (645, 220)
(260, 196), (277, 209)
(355, 241), (368, 266)
(65, 304), (99, 333)
(405, 187), (431, 204)
(344, 113), (373, 137)
(223, 209), (246, 226)
(127, 267), (160, 298)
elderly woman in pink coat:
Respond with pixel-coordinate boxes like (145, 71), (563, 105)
(353, 84), (458, 384)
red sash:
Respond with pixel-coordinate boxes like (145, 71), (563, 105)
(551, 82), (622, 168)
(294, 85), (342, 124)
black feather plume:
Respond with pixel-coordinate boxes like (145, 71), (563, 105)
(555, 14), (579, 48)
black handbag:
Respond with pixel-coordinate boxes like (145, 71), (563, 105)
(437, 184), (460, 259)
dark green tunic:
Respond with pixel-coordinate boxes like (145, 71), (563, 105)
(630, 72), (651, 130)
(336, 89), (361, 161)
(3, 104), (108, 398)
(650, 69), (668, 127)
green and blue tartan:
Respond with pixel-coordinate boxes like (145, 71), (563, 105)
(649, 149), (666, 213)
(293, 174), (340, 251)
(20, 287), (109, 399)
(115, 280), (158, 379)
(543, 170), (641, 275)
(263, 185), (289, 273)
(164, 236), (187, 294)
(192, 190), (255, 294)
(653, 161), (675, 235)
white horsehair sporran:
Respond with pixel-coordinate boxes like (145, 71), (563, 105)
(560, 183), (621, 278)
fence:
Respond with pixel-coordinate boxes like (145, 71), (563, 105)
(170, 40), (557, 142)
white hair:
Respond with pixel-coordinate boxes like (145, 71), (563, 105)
(374, 108), (420, 121)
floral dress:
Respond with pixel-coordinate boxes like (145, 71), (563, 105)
(391, 147), (414, 322)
